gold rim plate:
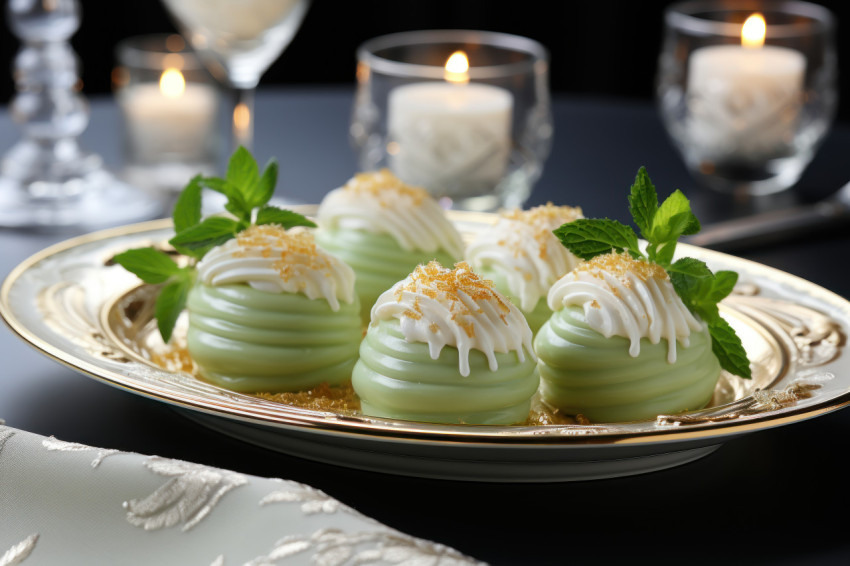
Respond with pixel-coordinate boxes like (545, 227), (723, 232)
(2, 209), (849, 480)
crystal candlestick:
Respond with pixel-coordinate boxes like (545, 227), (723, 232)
(0, 0), (162, 230)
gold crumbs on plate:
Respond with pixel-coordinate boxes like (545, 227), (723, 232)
(152, 344), (588, 427)
(253, 382), (361, 414)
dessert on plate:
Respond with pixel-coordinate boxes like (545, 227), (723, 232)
(535, 166), (750, 422)
(314, 169), (465, 322)
(352, 261), (539, 425)
(114, 147), (361, 394)
(535, 252), (720, 422)
(465, 203), (583, 333)
(187, 225), (362, 392)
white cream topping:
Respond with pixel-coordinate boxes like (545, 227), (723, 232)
(317, 169), (464, 258)
(465, 203), (583, 311)
(371, 261), (535, 376)
(196, 225), (355, 311)
(547, 253), (704, 363)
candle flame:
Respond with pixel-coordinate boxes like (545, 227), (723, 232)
(234, 102), (252, 134)
(159, 68), (186, 98)
(741, 13), (766, 48)
(444, 50), (469, 84)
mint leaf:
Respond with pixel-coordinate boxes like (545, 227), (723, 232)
(245, 159), (278, 210)
(226, 146), (260, 195)
(155, 270), (192, 343)
(172, 176), (203, 234)
(628, 166), (658, 236)
(668, 257), (713, 279)
(554, 218), (642, 261)
(670, 270), (720, 322)
(652, 241), (677, 268)
(169, 216), (239, 259)
(112, 248), (180, 284)
(200, 177), (249, 220)
(255, 205), (316, 229)
(708, 316), (752, 379)
(682, 213), (701, 236)
(649, 190), (692, 244)
(710, 270), (738, 303)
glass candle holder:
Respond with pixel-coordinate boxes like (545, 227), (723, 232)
(656, 0), (837, 196)
(351, 30), (552, 211)
(113, 34), (222, 193)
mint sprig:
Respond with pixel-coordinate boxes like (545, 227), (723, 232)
(112, 248), (194, 343)
(113, 146), (316, 343)
(169, 146), (315, 260)
(553, 166), (751, 379)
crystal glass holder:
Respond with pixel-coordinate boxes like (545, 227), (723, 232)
(113, 34), (222, 193)
(351, 30), (552, 211)
(656, 0), (837, 196)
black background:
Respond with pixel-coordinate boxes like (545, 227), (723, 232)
(1, 0), (849, 122)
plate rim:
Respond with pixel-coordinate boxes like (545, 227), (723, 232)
(3, 214), (850, 448)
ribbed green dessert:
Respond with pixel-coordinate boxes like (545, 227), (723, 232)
(465, 204), (583, 335)
(474, 265), (552, 334)
(187, 224), (362, 393)
(352, 261), (539, 425)
(314, 228), (456, 322)
(535, 305), (720, 422)
(354, 319), (539, 424)
(188, 284), (362, 392)
(315, 170), (464, 322)
(534, 252), (722, 422)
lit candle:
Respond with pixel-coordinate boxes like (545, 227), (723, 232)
(686, 13), (806, 160)
(118, 67), (218, 163)
(387, 51), (513, 197)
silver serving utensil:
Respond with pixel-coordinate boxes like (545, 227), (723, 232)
(686, 181), (850, 251)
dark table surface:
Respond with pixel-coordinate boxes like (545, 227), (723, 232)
(2, 87), (850, 565)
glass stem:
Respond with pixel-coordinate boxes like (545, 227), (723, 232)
(231, 87), (256, 152)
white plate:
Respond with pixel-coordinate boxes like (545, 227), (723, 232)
(2, 209), (849, 482)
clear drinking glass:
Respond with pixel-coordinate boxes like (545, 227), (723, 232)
(657, 0), (837, 196)
(352, 30), (552, 211)
(161, 0), (311, 153)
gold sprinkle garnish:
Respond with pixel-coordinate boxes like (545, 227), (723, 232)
(398, 261), (511, 338)
(233, 225), (334, 282)
(344, 168), (429, 206)
(499, 203), (583, 259)
(501, 202), (583, 226)
(576, 252), (668, 283)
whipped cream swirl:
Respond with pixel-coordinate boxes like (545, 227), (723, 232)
(317, 169), (464, 258)
(196, 225), (355, 311)
(466, 203), (583, 311)
(371, 261), (535, 376)
(547, 252), (704, 363)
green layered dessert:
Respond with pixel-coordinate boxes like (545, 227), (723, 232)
(535, 252), (721, 422)
(188, 225), (361, 392)
(532, 167), (751, 423)
(352, 261), (539, 425)
(466, 203), (583, 334)
(314, 169), (464, 322)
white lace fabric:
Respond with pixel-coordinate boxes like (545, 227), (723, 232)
(0, 424), (482, 566)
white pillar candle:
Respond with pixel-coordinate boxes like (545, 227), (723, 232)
(118, 82), (218, 163)
(387, 82), (513, 196)
(686, 44), (805, 160)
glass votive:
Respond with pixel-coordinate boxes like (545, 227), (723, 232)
(656, 0), (837, 196)
(113, 34), (222, 193)
(351, 30), (552, 211)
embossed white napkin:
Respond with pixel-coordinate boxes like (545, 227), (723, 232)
(0, 425), (481, 565)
